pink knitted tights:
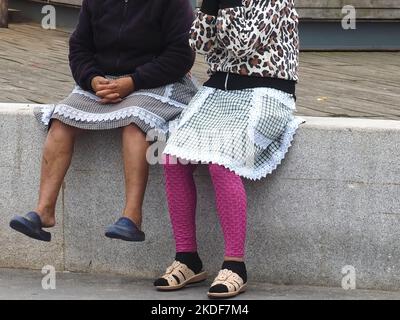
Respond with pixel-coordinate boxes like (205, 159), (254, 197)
(164, 156), (247, 258)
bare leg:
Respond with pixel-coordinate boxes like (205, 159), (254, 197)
(35, 120), (82, 227)
(121, 124), (150, 229)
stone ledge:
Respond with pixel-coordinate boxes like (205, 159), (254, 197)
(1, 103), (400, 291)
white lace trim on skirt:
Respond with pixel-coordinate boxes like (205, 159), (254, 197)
(49, 104), (169, 132)
(164, 117), (304, 180)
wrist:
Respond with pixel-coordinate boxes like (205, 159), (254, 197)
(130, 73), (141, 91)
(88, 74), (100, 92)
(124, 76), (135, 93)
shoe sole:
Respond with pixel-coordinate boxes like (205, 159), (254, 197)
(9, 217), (51, 242)
(105, 225), (145, 242)
(207, 283), (248, 299)
(156, 271), (208, 291)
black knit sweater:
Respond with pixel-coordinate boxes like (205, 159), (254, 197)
(69, 0), (195, 92)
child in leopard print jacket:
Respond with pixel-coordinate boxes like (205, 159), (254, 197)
(192, 0), (299, 84)
(154, 0), (303, 299)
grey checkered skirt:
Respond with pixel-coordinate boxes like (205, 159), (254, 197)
(164, 86), (304, 180)
(34, 75), (198, 134)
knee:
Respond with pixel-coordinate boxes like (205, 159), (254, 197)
(48, 119), (80, 141)
(208, 163), (228, 179)
(122, 124), (145, 138)
(208, 164), (243, 187)
(163, 156), (195, 177)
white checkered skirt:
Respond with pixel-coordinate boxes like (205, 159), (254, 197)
(164, 86), (304, 180)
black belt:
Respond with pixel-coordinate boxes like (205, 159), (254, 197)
(203, 72), (296, 97)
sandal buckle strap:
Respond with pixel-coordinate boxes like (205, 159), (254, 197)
(211, 269), (244, 292)
(161, 261), (196, 286)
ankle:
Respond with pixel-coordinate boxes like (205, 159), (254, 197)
(122, 212), (142, 228)
(221, 260), (247, 283)
(175, 252), (203, 274)
(34, 207), (56, 227)
(36, 203), (55, 215)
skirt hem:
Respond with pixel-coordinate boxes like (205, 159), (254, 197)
(35, 104), (172, 134)
(50, 113), (169, 133)
(163, 117), (305, 180)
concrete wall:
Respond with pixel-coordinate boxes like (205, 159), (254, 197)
(1, 103), (400, 291)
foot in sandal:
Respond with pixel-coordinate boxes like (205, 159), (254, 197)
(154, 252), (207, 291)
(105, 217), (145, 242)
(208, 261), (248, 299)
(9, 212), (52, 242)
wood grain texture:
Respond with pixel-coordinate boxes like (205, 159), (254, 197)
(0, 23), (399, 120)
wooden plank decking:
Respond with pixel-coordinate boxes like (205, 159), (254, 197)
(0, 23), (400, 120)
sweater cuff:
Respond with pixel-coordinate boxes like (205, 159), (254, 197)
(219, 0), (244, 9)
(130, 73), (142, 91)
(200, 0), (219, 16)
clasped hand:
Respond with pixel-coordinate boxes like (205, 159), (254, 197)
(91, 76), (135, 104)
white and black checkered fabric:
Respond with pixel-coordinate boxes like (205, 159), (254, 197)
(164, 86), (304, 180)
(34, 75), (198, 133)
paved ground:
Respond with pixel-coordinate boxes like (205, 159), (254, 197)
(1, 268), (400, 300)
(0, 23), (399, 119)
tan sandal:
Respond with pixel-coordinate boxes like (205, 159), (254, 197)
(155, 261), (207, 291)
(208, 269), (247, 298)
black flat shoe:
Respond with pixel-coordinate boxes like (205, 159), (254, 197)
(10, 212), (51, 242)
(105, 217), (145, 242)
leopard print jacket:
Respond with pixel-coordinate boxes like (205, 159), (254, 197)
(190, 0), (299, 82)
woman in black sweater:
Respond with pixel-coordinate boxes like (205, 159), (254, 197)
(10, 0), (197, 242)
